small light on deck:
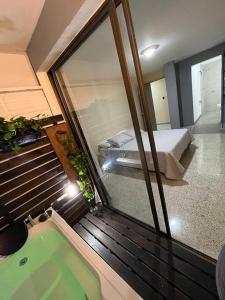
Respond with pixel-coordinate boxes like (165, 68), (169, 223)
(169, 217), (182, 234)
(65, 183), (80, 197)
(102, 161), (112, 171)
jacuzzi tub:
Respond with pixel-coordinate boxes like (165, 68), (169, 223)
(0, 210), (141, 300)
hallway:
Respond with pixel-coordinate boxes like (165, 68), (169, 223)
(192, 110), (221, 134)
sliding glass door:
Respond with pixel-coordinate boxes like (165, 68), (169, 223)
(50, 0), (170, 236)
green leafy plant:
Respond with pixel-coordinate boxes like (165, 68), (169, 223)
(0, 114), (46, 153)
(69, 151), (94, 202)
(61, 134), (95, 204)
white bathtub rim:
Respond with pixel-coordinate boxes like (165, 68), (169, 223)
(0, 211), (142, 299)
(46, 210), (142, 300)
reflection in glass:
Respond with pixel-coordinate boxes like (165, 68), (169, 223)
(56, 16), (155, 227)
(116, 3), (167, 232)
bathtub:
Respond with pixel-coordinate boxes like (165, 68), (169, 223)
(0, 210), (142, 300)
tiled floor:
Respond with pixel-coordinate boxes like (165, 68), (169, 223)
(104, 111), (225, 259)
(157, 123), (171, 130)
(192, 110), (221, 134)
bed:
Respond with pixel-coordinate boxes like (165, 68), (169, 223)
(98, 128), (193, 180)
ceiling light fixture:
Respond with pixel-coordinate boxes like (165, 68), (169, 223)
(140, 44), (160, 58)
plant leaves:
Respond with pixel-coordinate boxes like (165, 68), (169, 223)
(3, 132), (14, 141)
(7, 123), (15, 131)
(11, 144), (21, 153)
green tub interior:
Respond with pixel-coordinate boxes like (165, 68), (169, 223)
(0, 226), (103, 300)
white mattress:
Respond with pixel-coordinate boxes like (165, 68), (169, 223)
(99, 128), (193, 179)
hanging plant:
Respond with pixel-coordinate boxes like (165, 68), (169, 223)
(0, 114), (46, 153)
(68, 151), (95, 203)
(59, 133), (99, 213)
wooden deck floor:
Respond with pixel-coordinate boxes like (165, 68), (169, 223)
(73, 208), (218, 300)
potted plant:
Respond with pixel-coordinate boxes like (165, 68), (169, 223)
(0, 114), (46, 153)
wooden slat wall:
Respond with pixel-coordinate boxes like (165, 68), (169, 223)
(45, 123), (78, 183)
(0, 123), (88, 231)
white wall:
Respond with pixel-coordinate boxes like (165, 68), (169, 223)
(0, 53), (62, 120)
(191, 55), (222, 122)
(37, 72), (62, 116)
(150, 78), (170, 124)
(0, 53), (38, 88)
(65, 80), (133, 154)
(191, 63), (202, 122)
(201, 58), (222, 113)
(58, 14), (140, 158)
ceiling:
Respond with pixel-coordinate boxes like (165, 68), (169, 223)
(129, 0), (225, 78)
(0, 0), (45, 52)
(62, 0), (225, 83)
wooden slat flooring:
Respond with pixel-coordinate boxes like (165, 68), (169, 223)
(74, 209), (218, 300)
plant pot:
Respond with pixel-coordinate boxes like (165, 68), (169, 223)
(0, 132), (40, 153)
(14, 132), (40, 147)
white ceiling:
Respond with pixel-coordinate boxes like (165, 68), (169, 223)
(63, 0), (225, 83)
(0, 0), (45, 52)
(129, 0), (225, 78)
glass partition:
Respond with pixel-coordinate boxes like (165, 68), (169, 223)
(116, 2), (169, 234)
(55, 15), (158, 229)
(128, 0), (225, 259)
(50, 0), (225, 259)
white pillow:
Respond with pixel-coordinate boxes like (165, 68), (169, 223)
(123, 128), (135, 138)
(107, 133), (133, 148)
(98, 141), (112, 149)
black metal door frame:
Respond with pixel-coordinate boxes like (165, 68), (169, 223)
(121, 0), (170, 236)
(48, 0), (171, 237)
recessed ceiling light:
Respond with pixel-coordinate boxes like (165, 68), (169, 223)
(140, 44), (160, 58)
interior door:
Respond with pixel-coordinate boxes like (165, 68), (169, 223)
(201, 59), (222, 113)
(191, 64), (202, 122)
(150, 78), (170, 124)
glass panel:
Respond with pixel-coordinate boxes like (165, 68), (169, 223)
(128, 0), (225, 258)
(56, 16), (156, 227)
(116, 4), (167, 233)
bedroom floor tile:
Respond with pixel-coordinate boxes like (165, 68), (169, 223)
(158, 128), (225, 259)
(106, 124), (225, 260)
(103, 173), (154, 227)
(106, 172), (225, 259)
(162, 113), (225, 259)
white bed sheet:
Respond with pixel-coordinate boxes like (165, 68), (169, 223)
(100, 128), (193, 179)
